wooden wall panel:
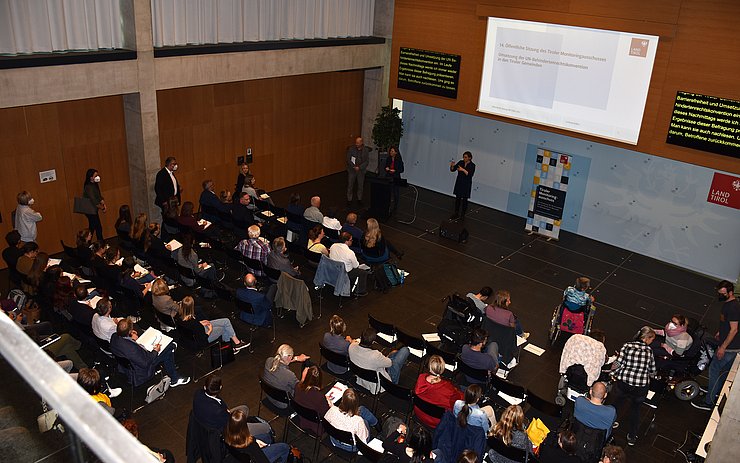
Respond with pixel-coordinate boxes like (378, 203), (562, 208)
(0, 96), (131, 264)
(391, 0), (740, 173)
(157, 71), (364, 207)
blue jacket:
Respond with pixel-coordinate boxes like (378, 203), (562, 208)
(313, 255), (351, 297)
(236, 287), (273, 327)
(433, 411), (486, 463)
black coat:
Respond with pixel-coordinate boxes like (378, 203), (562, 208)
(451, 160), (475, 198)
(109, 335), (159, 387)
(155, 167), (181, 207)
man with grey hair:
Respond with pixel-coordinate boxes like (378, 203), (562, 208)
(199, 178), (229, 224)
(346, 136), (370, 206)
(235, 225), (270, 276)
(303, 196), (324, 223)
(236, 273), (273, 327)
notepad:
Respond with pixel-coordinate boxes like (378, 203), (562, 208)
(366, 438), (385, 453)
(376, 332), (396, 344)
(86, 295), (103, 308)
(166, 239), (182, 251)
(134, 264), (149, 275)
(408, 347), (425, 359)
(136, 327), (173, 353)
(325, 382), (348, 404)
(197, 219), (212, 229)
(422, 333), (441, 342)
(497, 390), (524, 405)
(277, 217), (287, 224)
(261, 210), (274, 217)
(47, 258), (62, 267)
(523, 343), (545, 356)
(259, 194), (270, 200)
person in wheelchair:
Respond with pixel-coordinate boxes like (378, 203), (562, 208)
(652, 314), (693, 358)
(563, 277), (595, 313)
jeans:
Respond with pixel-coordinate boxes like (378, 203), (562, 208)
(253, 432), (289, 463)
(153, 343), (182, 382)
(387, 347), (410, 383)
(207, 318), (236, 343)
(612, 380), (648, 437)
(330, 406), (377, 452)
(705, 350), (738, 406)
(514, 318), (524, 336)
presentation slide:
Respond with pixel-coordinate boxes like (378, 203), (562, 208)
(478, 18), (659, 145)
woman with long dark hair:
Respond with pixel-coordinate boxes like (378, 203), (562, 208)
(115, 205), (133, 236)
(82, 168), (105, 240)
(223, 407), (290, 463)
(453, 384), (495, 434)
(175, 233), (219, 283)
(384, 424), (436, 463)
(293, 365), (329, 435)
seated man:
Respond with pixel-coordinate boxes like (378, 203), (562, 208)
(231, 191), (257, 228)
(198, 179), (230, 224)
(559, 330), (608, 387)
(574, 382), (616, 437)
(235, 225), (270, 276)
(68, 285), (95, 329)
(348, 328), (409, 393)
(341, 212), (363, 254)
(460, 328), (499, 384)
(329, 232), (368, 296)
(109, 318), (190, 388)
(303, 196), (324, 223)
(466, 286), (492, 314)
(91, 296), (121, 343)
(236, 273), (274, 328)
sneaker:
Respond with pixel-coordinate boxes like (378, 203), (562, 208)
(690, 397), (712, 411)
(233, 342), (251, 353)
(521, 332), (530, 340)
(170, 376), (191, 388)
(108, 387), (123, 398)
(506, 358), (518, 369)
(627, 434), (637, 446)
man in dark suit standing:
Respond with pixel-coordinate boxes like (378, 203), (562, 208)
(154, 157), (181, 211)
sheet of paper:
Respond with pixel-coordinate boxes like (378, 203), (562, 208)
(77, 278), (91, 284)
(277, 217), (287, 224)
(47, 258), (62, 267)
(646, 390), (655, 400)
(166, 239), (182, 251)
(259, 193), (270, 200)
(408, 347), (425, 359)
(607, 355), (617, 364)
(516, 335), (528, 347)
(325, 382), (348, 404)
(422, 333), (441, 342)
(197, 219), (212, 229)
(498, 390), (524, 405)
(523, 343), (545, 356)
(445, 362), (457, 372)
(115, 257), (124, 266)
(376, 332), (396, 344)
(136, 327), (173, 353)
(366, 438), (385, 453)
(62, 272), (77, 280)
(134, 264), (149, 275)
(358, 263), (370, 270)
(86, 295), (103, 308)
(351, 156), (356, 165)
(261, 210), (275, 217)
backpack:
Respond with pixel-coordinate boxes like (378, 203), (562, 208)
(437, 318), (472, 348)
(145, 375), (171, 403)
(383, 263), (402, 286)
(443, 294), (482, 327)
(568, 417), (607, 463)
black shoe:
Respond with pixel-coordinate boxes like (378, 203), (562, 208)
(358, 200), (364, 207)
(691, 397), (712, 411)
(626, 434), (637, 446)
(395, 250), (404, 260)
(354, 291), (368, 297)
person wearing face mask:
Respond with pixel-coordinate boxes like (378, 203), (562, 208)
(14, 191), (43, 243)
(154, 157), (181, 212)
(83, 169), (106, 241)
(653, 314), (693, 356)
(692, 280), (739, 411)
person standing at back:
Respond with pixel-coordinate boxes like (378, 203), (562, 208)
(449, 151), (475, 220)
(155, 157), (181, 212)
(82, 169), (106, 241)
(346, 136), (370, 206)
(15, 191), (43, 243)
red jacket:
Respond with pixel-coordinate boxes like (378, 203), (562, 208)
(413, 373), (464, 428)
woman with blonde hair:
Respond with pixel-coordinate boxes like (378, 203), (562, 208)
(323, 388), (378, 451)
(488, 405), (533, 463)
(414, 354), (463, 428)
(262, 344), (310, 409)
(151, 278), (180, 318)
(177, 296), (248, 351)
(361, 218), (402, 263)
(224, 407), (290, 463)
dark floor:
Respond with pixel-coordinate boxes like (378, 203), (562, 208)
(0, 172), (723, 462)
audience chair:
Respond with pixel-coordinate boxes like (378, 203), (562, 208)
(319, 343), (352, 382)
(395, 328), (426, 374)
(321, 421), (358, 462)
(368, 314), (397, 350)
(490, 375), (527, 413)
(356, 438), (395, 463)
(175, 318), (225, 382)
(288, 400), (324, 461)
(234, 299), (267, 349)
(348, 359), (381, 409)
(487, 435), (534, 463)
(456, 358), (492, 391)
(525, 389), (563, 431)
(424, 344), (457, 378)
(411, 394), (446, 431)
(378, 375), (413, 425)
(257, 378), (294, 440)
(263, 265), (282, 284)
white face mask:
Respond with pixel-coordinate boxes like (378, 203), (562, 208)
(668, 322), (677, 330)
(93, 176), (101, 183)
(171, 164), (178, 172)
(28, 198), (35, 205)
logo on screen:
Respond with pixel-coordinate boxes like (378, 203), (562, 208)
(629, 38), (649, 57)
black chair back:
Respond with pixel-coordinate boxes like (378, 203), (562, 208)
(425, 343), (457, 372)
(291, 401), (322, 433)
(349, 359), (381, 395)
(457, 359), (490, 387)
(320, 344), (351, 371)
(412, 394), (446, 421)
(236, 299), (254, 315)
(368, 314), (396, 347)
(355, 438), (389, 463)
(259, 378), (291, 408)
(526, 390), (563, 420)
(241, 256), (264, 275)
(323, 421), (356, 451)
(487, 436), (529, 462)
(263, 265), (282, 283)
(396, 328), (426, 353)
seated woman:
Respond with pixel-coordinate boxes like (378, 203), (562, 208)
(361, 218), (402, 263)
(487, 405), (533, 463)
(414, 354), (464, 428)
(177, 296), (249, 351)
(485, 289), (527, 338)
(53, 275), (75, 316)
(322, 315), (352, 374)
(384, 424), (436, 463)
(130, 213), (169, 259)
(307, 225), (328, 256)
(178, 201), (214, 236)
(76, 367), (116, 416)
(115, 205), (133, 237)
(24, 252), (49, 297)
(324, 388), (378, 452)
(292, 365), (329, 436)
(654, 314), (693, 356)
(538, 430), (580, 463)
(151, 278), (181, 319)
(266, 237), (300, 277)
(176, 233), (219, 284)
(453, 384), (496, 435)
(262, 344), (310, 409)
(223, 407), (290, 463)
(76, 229), (94, 265)
(118, 256), (153, 299)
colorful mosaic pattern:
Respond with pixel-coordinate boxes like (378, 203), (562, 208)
(525, 149), (571, 239)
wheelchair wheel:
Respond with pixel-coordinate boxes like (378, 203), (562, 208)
(549, 307), (561, 346)
(674, 379), (700, 401)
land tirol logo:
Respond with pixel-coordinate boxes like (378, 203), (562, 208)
(629, 38), (649, 57)
(707, 172), (740, 210)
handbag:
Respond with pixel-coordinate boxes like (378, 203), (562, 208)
(37, 401), (61, 433)
(73, 196), (97, 215)
(210, 342), (236, 369)
(144, 375), (171, 403)
(526, 417), (550, 448)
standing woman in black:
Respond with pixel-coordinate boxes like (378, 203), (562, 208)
(450, 151), (475, 220)
(83, 168), (106, 241)
(384, 145), (405, 212)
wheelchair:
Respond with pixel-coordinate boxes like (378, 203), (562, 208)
(652, 323), (715, 401)
(548, 302), (596, 346)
